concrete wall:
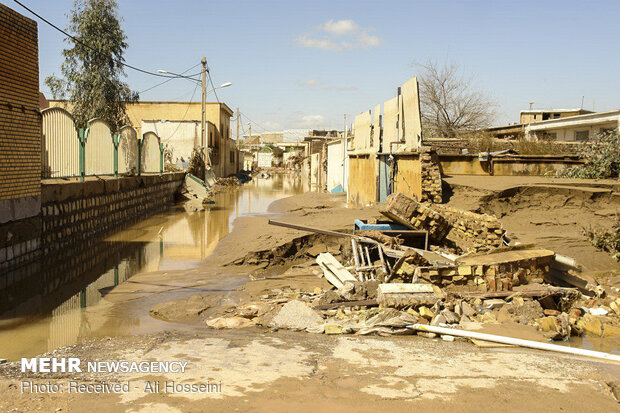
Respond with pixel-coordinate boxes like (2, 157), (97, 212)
(257, 152), (273, 168)
(142, 120), (199, 165)
(0, 4), (41, 224)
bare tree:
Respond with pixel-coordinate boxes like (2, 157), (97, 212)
(416, 60), (495, 139)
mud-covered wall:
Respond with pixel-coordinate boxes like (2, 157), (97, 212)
(0, 173), (184, 276)
(348, 154), (377, 205)
(438, 154), (583, 176)
(439, 155), (489, 175)
(41, 173), (184, 254)
(491, 158), (583, 176)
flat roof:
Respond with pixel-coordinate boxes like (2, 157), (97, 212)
(49, 99), (235, 116)
(526, 109), (620, 129)
(519, 108), (592, 114)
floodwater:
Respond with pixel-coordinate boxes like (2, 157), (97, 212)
(0, 173), (308, 361)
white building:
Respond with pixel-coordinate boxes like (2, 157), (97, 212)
(525, 109), (620, 142)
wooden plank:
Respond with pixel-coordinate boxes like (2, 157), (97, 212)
(378, 283), (435, 294)
(314, 299), (378, 310)
(453, 289), (564, 299)
(316, 261), (344, 289)
(268, 219), (353, 239)
(317, 253), (357, 283)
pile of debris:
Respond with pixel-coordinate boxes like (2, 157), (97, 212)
(177, 173), (242, 212)
(206, 192), (620, 350)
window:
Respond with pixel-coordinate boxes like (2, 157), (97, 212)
(209, 132), (213, 147)
(553, 113), (561, 119)
(575, 130), (589, 141)
(230, 151), (234, 163)
(533, 114), (537, 120)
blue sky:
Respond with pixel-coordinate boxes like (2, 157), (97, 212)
(5, 0), (620, 134)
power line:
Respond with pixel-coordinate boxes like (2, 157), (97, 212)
(139, 64), (201, 94)
(161, 82), (200, 144)
(202, 57), (220, 102)
(13, 0), (176, 79)
(239, 112), (270, 133)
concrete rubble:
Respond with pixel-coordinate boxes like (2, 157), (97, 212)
(204, 191), (620, 350)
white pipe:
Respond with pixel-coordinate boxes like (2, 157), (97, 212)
(554, 253), (581, 271)
(409, 324), (620, 363)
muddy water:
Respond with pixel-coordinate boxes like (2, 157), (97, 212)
(0, 173), (308, 361)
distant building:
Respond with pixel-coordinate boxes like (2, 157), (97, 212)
(487, 108), (615, 141)
(519, 108), (593, 124)
(524, 109), (620, 142)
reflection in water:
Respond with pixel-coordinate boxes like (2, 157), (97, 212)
(0, 173), (307, 360)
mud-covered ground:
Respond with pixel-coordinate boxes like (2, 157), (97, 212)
(2, 177), (620, 412)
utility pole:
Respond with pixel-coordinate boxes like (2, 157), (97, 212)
(201, 56), (207, 180)
(236, 107), (240, 148)
(236, 107), (240, 171)
(249, 123), (254, 167)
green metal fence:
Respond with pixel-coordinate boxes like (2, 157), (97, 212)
(41, 107), (164, 180)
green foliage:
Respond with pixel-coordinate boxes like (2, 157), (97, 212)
(513, 137), (566, 155)
(559, 130), (620, 179)
(45, 0), (138, 130)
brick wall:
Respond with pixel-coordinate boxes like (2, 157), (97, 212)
(0, 4), (41, 218)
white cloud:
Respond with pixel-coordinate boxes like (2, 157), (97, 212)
(357, 31), (381, 48)
(297, 115), (325, 128)
(318, 19), (358, 35)
(294, 19), (381, 51)
(294, 35), (343, 51)
(297, 78), (323, 87)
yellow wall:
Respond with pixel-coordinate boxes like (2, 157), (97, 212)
(348, 155), (377, 206)
(393, 155), (422, 200)
(439, 155), (489, 175)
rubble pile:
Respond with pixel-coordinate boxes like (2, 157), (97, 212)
(434, 205), (506, 252)
(204, 191), (620, 350)
(420, 152), (443, 204)
(380, 193), (450, 243)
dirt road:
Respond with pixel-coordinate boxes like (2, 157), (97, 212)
(2, 181), (620, 411)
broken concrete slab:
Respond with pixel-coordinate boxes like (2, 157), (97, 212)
(206, 316), (255, 329)
(316, 252), (358, 289)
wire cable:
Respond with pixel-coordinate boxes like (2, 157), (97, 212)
(139, 64), (201, 94)
(161, 82), (200, 143)
(13, 0), (177, 79)
(239, 112), (270, 133)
